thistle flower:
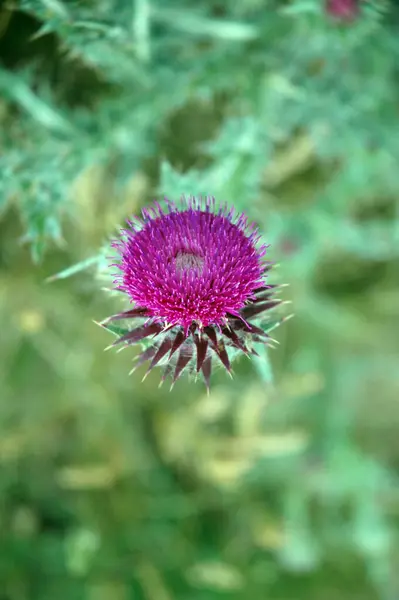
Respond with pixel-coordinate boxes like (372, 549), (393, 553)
(101, 196), (287, 390)
(325, 0), (360, 20)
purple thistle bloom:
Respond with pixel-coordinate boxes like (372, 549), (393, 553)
(325, 0), (360, 20)
(102, 196), (286, 390)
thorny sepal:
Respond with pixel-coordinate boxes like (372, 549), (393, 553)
(101, 297), (289, 390)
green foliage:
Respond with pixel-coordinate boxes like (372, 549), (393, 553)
(1, 1), (399, 599)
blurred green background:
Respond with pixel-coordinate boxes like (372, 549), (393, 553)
(1, 1), (399, 599)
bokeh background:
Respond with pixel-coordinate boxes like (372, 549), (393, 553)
(1, 1), (399, 599)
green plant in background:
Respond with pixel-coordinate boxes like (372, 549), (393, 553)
(1, 1), (399, 600)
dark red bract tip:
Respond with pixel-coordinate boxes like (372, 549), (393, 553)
(103, 196), (287, 389)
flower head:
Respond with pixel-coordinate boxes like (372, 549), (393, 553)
(101, 196), (286, 390)
(325, 0), (360, 21)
